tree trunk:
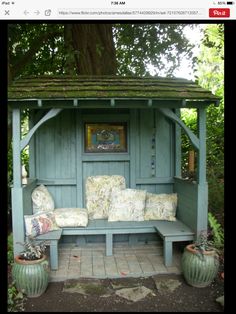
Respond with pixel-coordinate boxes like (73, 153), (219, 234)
(71, 24), (117, 75)
(64, 24), (77, 75)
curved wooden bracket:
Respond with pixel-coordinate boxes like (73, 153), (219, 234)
(20, 108), (63, 151)
(157, 108), (200, 150)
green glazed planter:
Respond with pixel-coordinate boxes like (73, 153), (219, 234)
(12, 255), (49, 297)
(181, 244), (219, 288)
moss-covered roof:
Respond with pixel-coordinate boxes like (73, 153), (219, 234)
(8, 75), (219, 102)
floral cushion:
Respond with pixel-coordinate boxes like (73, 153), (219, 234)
(54, 208), (88, 227)
(86, 175), (126, 219)
(144, 193), (177, 221)
(108, 189), (146, 222)
(32, 184), (55, 214)
(24, 211), (60, 237)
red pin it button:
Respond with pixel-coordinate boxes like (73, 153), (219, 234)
(209, 8), (230, 17)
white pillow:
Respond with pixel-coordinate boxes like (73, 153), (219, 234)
(24, 211), (60, 237)
(144, 193), (177, 221)
(54, 208), (88, 227)
(32, 184), (55, 214)
(86, 175), (126, 220)
(108, 189), (146, 222)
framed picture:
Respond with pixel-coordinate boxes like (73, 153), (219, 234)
(85, 123), (127, 153)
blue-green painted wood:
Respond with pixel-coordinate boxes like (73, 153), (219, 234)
(138, 109), (155, 178)
(155, 109), (173, 177)
(136, 177), (174, 184)
(129, 109), (137, 188)
(136, 184), (173, 194)
(29, 111), (36, 178)
(8, 98), (216, 110)
(12, 188), (25, 256)
(174, 177), (198, 232)
(174, 109), (182, 177)
(82, 154), (130, 162)
(75, 110), (85, 207)
(37, 179), (76, 185)
(158, 108), (200, 150)
(46, 185), (77, 208)
(34, 110), (77, 207)
(196, 183), (208, 235)
(197, 108), (207, 184)
(12, 109), (21, 187)
(82, 113), (130, 122)
(20, 109), (63, 151)
(22, 179), (37, 215)
(36, 110), (76, 179)
(35, 229), (62, 270)
(12, 109), (25, 256)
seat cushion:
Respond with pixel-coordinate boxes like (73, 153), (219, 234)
(32, 184), (55, 214)
(144, 193), (177, 221)
(24, 211), (60, 237)
(54, 208), (88, 227)
(108, 188), (146, 222)
(86, 175), (126, 219)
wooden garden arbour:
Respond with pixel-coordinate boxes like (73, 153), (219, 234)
(8, 75), (219, 257)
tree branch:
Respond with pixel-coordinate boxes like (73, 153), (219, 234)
(11, 30), (61, 79)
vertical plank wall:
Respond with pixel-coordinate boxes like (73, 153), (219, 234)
(35, 110), (77, 207)
(34, 108), (175, 208)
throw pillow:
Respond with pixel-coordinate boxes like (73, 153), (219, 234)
(54, 208), (88, 227)
(108, 188), (146, 222)
(24, 211), (60, 237)
(86, 175), (126, 219)
(32, 184), (55, 214)
(144, 193), (177, 221)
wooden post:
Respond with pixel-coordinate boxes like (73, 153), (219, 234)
(76, 109), (83, 206)
(197, 107), (208, 233)
(174, 109), (181, 177)
(197, 108), (207, 184)
(12, 108), (21, 188)
(130, 109), (137, 188)
(11, 108), (25, 255)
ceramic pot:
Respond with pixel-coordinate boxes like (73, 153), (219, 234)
(181, 244), (219, 288)
(12, 254), (49, 297)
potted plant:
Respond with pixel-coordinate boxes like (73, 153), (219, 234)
(181, 231), (219, 288)
(12, 236), (49, 298)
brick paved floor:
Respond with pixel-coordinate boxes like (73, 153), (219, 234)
(48, 241), (182, 282)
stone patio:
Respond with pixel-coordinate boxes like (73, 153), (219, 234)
(48, 241), (183, 282)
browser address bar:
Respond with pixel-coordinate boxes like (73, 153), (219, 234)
(58, 8), (206, 18)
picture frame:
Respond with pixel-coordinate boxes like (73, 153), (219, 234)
(85, 123), (127, 153)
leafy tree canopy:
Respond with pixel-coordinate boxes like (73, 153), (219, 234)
(8, 23), (196, 80)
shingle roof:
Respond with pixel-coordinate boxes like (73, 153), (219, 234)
(8, 75), (219, 102)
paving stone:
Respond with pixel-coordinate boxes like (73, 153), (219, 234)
(115, 286), (155, 302)
(154, 278), (182, 293)
(48, 242), (181, 280)
(81, 264), (93, 276)
(127, 262), (143, 274)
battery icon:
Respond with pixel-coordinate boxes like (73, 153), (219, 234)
(227, 1), (234, 4)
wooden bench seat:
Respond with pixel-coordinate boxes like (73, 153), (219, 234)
(36, 219), (194, 270)
(35, 229), (62, 270)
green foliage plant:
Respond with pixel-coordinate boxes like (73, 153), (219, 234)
(8, 233), (14, 265)
(192, 230), (216, 261)
(8, 281), (25, 312)
(16, 237), (46, 260)
(208, 212), (224, 250)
